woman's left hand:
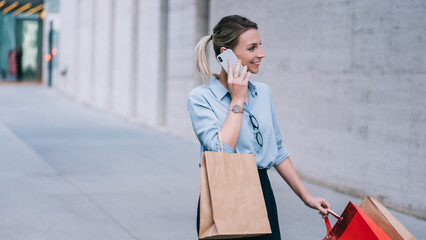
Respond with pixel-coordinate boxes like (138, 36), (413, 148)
(304, 195), (331, 217)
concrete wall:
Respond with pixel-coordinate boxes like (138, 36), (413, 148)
(92, 0), (112, 110)
(57, 0), (78, 95)
(57, 0), (426, 218)
(166, 0), (205, 137)
(210, 0), (426, 218)
(58, 0), (168, 126)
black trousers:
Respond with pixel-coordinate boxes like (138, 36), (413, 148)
(197, 169), (281, 240)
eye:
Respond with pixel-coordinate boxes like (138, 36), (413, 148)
(248, 46), (255, 51)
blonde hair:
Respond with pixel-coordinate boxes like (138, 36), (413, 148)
(194, 35), (212, 83)
(194, 15), (258, 84)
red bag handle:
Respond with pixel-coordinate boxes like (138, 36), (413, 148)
(324, 209), (343, 239)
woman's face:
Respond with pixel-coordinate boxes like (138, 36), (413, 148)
(233, 29), (265, 74)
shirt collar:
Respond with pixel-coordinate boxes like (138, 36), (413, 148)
(208, 75), (258, 100)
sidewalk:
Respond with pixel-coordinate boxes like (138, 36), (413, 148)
(0, 85), (424, 240)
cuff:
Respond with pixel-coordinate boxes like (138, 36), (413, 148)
(273, 148), (290, 167)
(215, 141), (236, 153)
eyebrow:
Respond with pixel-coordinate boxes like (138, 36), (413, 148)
(246, 40), (262, 47)
(247, 42), (259, 47)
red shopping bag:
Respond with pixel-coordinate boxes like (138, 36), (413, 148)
(323, 201), (391, 240)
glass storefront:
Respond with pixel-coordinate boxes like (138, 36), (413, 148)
(0, 0), (44, 82)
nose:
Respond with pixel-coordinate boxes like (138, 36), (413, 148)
(257, 46), (265, 59)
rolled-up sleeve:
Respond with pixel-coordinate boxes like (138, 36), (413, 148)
(187, 93), (235, 153)
(268, 87), (290, 166)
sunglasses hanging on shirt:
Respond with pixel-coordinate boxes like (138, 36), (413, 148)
(249, 114), (263, 147)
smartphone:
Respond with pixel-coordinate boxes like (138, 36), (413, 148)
(216, 49), (245, 76)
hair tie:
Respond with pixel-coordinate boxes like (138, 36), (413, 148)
(210, 34), (213, 40)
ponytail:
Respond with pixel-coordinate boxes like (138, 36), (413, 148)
(194, 35), (212, 83)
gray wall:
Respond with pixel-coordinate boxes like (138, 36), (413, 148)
(57, 0), (426, 218)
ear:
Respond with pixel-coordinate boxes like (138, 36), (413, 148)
(220, 47), (227, 53)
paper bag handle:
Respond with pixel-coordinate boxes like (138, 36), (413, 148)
(217, 131), (240, 154)
(327, 209), (342, 220)
(324, 209), (343, 239)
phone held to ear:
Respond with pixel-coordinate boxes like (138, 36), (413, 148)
(216, 49), (245, 76)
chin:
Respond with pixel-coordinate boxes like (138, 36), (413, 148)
(249, 69), (259, 74)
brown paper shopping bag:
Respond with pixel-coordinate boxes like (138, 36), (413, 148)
(199, 144), (271, 239)
(360, 196), (416, 240)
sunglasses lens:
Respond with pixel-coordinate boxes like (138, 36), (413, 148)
(250, 115), (259, 129)
(256, 132), (263, 147)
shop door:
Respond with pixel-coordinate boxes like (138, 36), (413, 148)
(16, 19), (42, 82)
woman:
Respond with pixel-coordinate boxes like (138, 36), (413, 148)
(188, 15), (331, 239)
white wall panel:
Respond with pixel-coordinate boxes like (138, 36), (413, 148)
(111, 0), (134, 116)
(58, 0), (78, 96)
(92, 0), (113, 110)
(76, 0), (93, 103)
(166, 0), (199, 138)
(135, 0), (162, 126)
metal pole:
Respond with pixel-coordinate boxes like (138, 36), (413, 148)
(48, 21), (53, 87)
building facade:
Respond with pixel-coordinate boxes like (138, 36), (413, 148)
(56, 0), (426, 219)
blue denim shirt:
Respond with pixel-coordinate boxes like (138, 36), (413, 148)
(187, 76), (290, 169)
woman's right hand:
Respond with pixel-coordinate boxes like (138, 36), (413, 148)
(227, 60), (251, 103)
